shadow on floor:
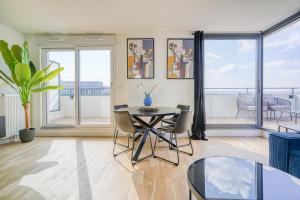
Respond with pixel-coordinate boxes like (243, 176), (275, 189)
(76, 140), (93, 200)
(0, 138), (57, 199)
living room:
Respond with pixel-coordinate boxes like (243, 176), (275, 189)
(0, 1), (300, 199)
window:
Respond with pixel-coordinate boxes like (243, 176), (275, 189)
(43, 48), (112, 127)
(204, 38), (257, 125)
(263, 19), (300, 130)
(45, 50), (76, 126)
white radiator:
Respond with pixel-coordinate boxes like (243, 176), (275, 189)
(0, 94), (25, 138)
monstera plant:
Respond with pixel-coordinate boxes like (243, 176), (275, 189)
(0, 40), (64, 142)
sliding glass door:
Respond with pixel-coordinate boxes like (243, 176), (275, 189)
(204, 37), (258, 126)
(43, 48), (113, 127)
(44, 50), (76, 126)
(78, 49), (112, 125)
(263, 19), (300, 130)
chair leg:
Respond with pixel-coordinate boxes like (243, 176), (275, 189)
(113, 130), (132, 157)
(265, 110), (269, 120)
(235, 109), (239, 119)
(153, 132), (179, 166)
(170, 131), (193, 156)
(131, 130), (153, 166)
(277, 111), (283, 124)
(113, 128), (130, 148)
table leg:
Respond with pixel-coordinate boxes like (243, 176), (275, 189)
(189, 190), (192, 200)
(132, 130), (150, 162)
(130, 115), (178, 163)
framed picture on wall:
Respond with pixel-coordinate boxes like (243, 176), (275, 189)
(127, 38), (154, 79)
(167, 38), (194, 79)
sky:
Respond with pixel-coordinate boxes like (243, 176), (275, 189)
(49, 50), (111, 86)
(205, 19), (300, 89)
(46, 20), (300, 90)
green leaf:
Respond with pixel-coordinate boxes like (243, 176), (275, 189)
(0, 75), (17, 92)
(29, 61), (37, 75)
(43, 63), (52, 72)
(40, 67), (64, 83)
(28, 70), (44, 89)
(32, 85), (63, 93)
(11, 45), (22, 62)
(0, 68), (14, 84)
(15, 63), (31, 84)
(21, 41), (29, 64)
(0, 40), (19, 84)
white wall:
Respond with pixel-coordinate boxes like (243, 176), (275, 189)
(0, 24), (25, 93)
(115, 32), (194, 108)
(27, 32), (194, 136)
(0, 24), (24, 45)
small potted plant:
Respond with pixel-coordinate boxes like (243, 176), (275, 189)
(136, 82), (157, 106)
(0, 40), (64, 142)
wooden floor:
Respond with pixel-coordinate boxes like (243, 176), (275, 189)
(0, 136), (268, 200)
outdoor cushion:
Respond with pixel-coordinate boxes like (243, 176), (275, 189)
(264, 94), (276, 106)
(270, 105), (290, 111)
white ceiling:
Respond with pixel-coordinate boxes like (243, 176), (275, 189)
(0, 0), (299, 34)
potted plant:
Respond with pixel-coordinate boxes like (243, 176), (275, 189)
(0, 40), (64, 142)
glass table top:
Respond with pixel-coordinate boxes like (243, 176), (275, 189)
(115, 106), (181, 117)
(187, 157), (300, 200)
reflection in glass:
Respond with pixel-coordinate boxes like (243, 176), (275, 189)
(188, 157), (300, 200)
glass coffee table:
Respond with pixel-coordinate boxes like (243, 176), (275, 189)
(187, 156), (300, 200)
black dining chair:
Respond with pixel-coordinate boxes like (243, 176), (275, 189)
(113, 110), (153, 165)
(113, 104), (131, 148)
(154, 110), (193, 165)
(113, 104), (140, 148)
(161, 104), (190, 126)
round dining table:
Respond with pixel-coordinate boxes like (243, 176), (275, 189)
(115, 106), (181, 162)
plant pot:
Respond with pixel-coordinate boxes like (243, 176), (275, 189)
(144, 96), (152, 106)
(19, 128), (35, 143)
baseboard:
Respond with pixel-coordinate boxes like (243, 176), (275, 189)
(36, 127), (114, 137)
(205, 128), (263, 137)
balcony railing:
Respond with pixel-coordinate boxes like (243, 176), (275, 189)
(60, 88), (111, 96)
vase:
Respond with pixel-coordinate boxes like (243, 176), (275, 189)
(144, 96), (152, 106)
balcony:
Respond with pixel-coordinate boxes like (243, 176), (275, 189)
(48, 87), (300, 130)
(206, 87), (300, 130)
(47, 87), (111, 126)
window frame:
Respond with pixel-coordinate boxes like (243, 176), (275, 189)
(203, 33), (263, 129)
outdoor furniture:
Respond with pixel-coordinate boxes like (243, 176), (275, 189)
(269, 132), (300, 178)
(161, 104), (190, 126)
(235, 93), (269, 119)
(113, 110), (153, 164)
(235, 93), (255, 118)
(291, 109), (300, 123)
(154, 110), (193, 165)
(187, 156), (300, 200)
(264, 94), (292, 123)
(278, 124), (300, 132)
(114, 106), (181, 165)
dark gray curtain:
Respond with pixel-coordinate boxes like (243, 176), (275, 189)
(191, 31), (207, 140)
